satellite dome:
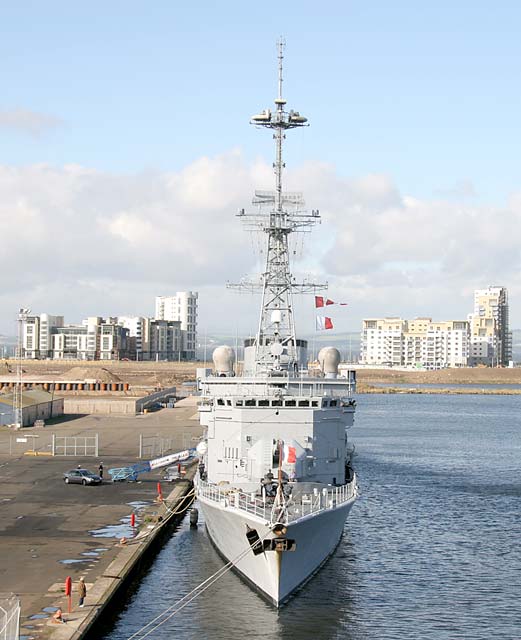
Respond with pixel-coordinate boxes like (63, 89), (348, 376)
(212, 345), (235, 376)
(318, 347), (341, 378)
(196, 441), (208, 456)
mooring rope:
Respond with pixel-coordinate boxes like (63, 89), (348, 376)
(125, 525), (272, 640)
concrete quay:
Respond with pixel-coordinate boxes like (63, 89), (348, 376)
(0, 397), (202, 639)
(44, 477), (196, 640)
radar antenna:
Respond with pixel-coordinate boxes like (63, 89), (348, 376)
(228, 39), (326, 374)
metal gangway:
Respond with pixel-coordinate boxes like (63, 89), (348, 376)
(108, 448), (195, 482)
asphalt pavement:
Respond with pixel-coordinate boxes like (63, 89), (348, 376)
(0, 399), (202, 637)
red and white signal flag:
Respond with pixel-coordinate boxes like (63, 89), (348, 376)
(283, 445), (297, 464)
(316, 316), (334, 331)
(315, 296), (347, 308)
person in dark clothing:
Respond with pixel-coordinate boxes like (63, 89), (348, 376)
(98, 462), (104, 479)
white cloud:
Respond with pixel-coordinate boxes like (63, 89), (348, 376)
(0, 156), (520, 334)
(0, 108), (63, 136)
(434, 180), (477, 200)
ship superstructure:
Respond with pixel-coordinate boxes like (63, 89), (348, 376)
(196, 40), (359, 606)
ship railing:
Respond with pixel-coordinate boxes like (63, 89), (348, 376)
(199, 380), (355, 399)
(288, 477), (358, 522)
(196, 475), (358, 524)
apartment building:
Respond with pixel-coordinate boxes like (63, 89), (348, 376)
(23, 315), (40, 359)
(20, 292), (199, 362)
(415, 319), (468, 368)
(468, 286), (512, 366)
(361, 318), (407, 366)
(22, 314), (64, 358)
(155, 292), (198, 359)
(362, 317), (469, 368)
(148, 319), (183, 361)
(118, 316), (148, 358)
(118, 316), (183, 361)
(52, 317), (129, 360)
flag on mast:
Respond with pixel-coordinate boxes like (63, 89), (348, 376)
(315, 296), (347, 308)
(283, 444), (297, 464)
(316, 316), (333, 330)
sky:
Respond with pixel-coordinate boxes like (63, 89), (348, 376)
(1, 1), (521, 337)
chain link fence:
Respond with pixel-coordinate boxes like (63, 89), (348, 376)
(0, 434), (52, 456)
(139, 433), (193, 459)
(0, 434), (99, 457)
(52, 434), (99, 456)
(0, 594), (20, 640)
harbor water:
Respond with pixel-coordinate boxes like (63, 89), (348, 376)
(101, 394), (521, 640)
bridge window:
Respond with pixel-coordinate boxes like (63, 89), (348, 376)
(258, 399), (269, 407)
(236, 400), (243, 407)
(271, 399), (283, 407)
(298, 399), (310, 407)
(285, 399), (296, 407)
(217, 398), (225, 406)
(330, 400), (338, 407)
(226, 399), (232, 406)
(311, 400), (319, 407)
(245, 399), (256, 407)
(224, 446), (239, 459)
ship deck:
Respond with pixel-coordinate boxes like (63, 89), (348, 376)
(196, 476), (358, 525)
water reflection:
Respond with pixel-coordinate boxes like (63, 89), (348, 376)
(102, 394), (521, 640)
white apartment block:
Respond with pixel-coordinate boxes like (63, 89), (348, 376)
(22, 314), (64, 358)
(362, 317), (469, 368)
(52, 326), (90, 360)
(52, 317), (128, 360)
(362, 318), (406, 367)
(468, 286), (512, 366)
(21, 294), (196, 361)
(155, 292), (198, 359)
(21, 314), (183, 362)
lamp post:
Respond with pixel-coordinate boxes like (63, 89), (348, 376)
(14, 308), (31, 429)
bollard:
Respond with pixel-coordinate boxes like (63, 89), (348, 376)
(130, 512), (136, 528)
(65, 576), (72, 613)
(157, 482), (163, 501)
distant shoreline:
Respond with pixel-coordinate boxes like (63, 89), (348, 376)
(357, 384), (521, 395)
(2, 359), (521, 394)
(355, 365), (521, 394)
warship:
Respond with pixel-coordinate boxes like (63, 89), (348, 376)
(195, 41), (359, 606)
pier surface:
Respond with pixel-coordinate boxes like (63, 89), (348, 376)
(0, 397), (202, 639)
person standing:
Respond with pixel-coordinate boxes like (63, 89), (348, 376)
(98, 462), (104, 479)
(78, 577), (87, 608)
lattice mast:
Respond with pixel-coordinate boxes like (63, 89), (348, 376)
(231, 39), (325, 372)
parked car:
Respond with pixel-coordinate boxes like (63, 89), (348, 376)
(63, 469), (102, 485)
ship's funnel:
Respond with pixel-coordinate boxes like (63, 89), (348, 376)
(318, 347), (340, 379)
(212, 345), (235, 377)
